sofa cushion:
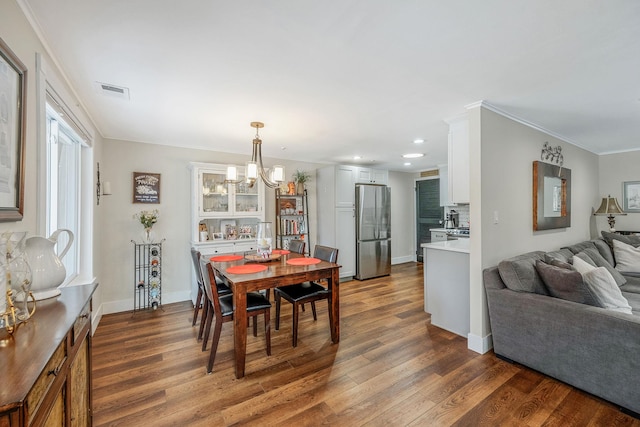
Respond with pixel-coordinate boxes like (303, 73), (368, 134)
(619, 275), (640, 294)
(622, 291), (640, 313)
(535, 260), (597, 305)
(544, 248), (574, 264)
(593, 238), (615, 266)
(498, 251), (548, 295)
(601, 231), (640, 250)
(613, 239), (640, 273)
(579, 247), (627, 286)
(582, 267), (632, 314)
(562, 240), (597, 255)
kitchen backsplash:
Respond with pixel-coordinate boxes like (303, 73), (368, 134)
(445, 205), (470, 228)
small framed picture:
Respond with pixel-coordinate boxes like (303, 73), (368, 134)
(133, 172), (161, 204)
(623, 181), (640, 212)
(212, 232), (224, 240)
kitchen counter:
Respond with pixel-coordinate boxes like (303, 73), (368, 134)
(422, 238), (470, 338)
(421, 238), (470, 254)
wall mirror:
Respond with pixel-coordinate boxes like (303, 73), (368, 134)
(533, 161), (571, 230)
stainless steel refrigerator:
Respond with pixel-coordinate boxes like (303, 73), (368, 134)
(355, 183), (391, 280)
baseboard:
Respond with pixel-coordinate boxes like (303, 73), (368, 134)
(91, 304), (103, 335)
(392, 255), (414, 265)
(467, 332), (493, 354)
(101, 290), (191, 315)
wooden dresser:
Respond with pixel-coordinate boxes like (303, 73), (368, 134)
(0, 283), (97, 426)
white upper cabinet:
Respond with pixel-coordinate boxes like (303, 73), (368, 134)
(355, 167), (388, 185)
(335, 165), (357, 207)
(445, 115), (470, 204)
(438, 164), (454, 206)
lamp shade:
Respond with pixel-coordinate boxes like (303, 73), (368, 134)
(594, 196), (626, 216)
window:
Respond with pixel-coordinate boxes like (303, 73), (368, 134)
(45, 99), (84, 284)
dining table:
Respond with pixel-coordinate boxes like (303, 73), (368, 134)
(210, 251), (341, 378)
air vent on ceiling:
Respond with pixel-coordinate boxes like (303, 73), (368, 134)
(94, 81), (130, 100)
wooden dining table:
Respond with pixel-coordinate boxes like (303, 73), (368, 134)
(210, 251), (341, 378)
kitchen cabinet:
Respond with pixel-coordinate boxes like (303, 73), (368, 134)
(438, 164), (453, 206)
(444, 115), (469, 204)
(422, 241), (470, 337)
(317, 165), (356, 279)
(355, 167), (388, 185)
(0, 284), (96, 426)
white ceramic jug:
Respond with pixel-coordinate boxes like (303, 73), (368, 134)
(25, 229), (74, 300)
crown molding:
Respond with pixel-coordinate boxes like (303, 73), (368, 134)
(464, 100), (595, 153)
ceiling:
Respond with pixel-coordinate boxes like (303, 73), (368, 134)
(19, 0), (640, 172)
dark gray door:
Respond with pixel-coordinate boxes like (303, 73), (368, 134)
(416, 179), (443, 262)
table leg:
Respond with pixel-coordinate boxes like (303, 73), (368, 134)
(329, 267), (340, 343)
(233, 289), (248, 378)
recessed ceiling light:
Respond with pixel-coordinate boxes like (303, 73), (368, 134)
(353, 155), (362, 160)
(413, 139), (424, 144)
(402, 153), (424, 159)
(404, 162), (411, 166)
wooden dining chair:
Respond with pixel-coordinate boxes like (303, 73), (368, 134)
(190, 248), (231, 341)
(199, 258), (271, 373)
(274, 245), (338, 347)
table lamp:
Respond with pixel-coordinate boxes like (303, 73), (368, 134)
(594, 195), (626, 232)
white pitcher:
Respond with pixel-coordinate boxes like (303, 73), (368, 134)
(25, 229), (74, 300)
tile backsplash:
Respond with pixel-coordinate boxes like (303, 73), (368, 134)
(445, 205), (470, 228)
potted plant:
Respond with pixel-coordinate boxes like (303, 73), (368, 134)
(292, 169), (312, 195)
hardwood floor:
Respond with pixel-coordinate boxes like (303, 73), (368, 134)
(92, 262), (639, 426)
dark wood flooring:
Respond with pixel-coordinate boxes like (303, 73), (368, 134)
(91, 262), (639, 426)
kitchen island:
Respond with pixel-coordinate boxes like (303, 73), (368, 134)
(421, 238), (470, 337)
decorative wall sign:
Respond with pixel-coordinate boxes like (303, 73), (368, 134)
(133, 172), (161, 204)
(0, 37), (27, 222)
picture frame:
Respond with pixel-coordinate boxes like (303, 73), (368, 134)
(133, 172), (161, 204)
(623, 181), (640, 212)
(212, 232), (224, 240)
(0, 37), (27, 222)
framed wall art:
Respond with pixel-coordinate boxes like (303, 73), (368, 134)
(0, 37), (27, 222)
(623, 181), (640, 212)
(133, 172), (161, 204)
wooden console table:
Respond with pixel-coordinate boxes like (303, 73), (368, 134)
(0, 283), (97, 426)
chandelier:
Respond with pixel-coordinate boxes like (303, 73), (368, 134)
(226, 122), (285, 188)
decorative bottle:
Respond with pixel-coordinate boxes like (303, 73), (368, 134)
(256, 222), (273, 258)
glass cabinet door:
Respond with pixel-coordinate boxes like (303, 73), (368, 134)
(234, 177), (260, 214)
(200, 171), (230, 216)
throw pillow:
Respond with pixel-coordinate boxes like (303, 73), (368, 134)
(534, 260), (598, 306)
(543, 253), (574, 270)
(581, 247), (627, 286)
(572, 256), (596, 275)
(612, 239), (640, 273)
(582, 267), (633, 314)
(573, 252), (597, 268)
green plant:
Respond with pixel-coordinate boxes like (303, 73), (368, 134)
(134, 209), (159, 229)
(292, 169), (312, 185)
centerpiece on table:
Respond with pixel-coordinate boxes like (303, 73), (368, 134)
(134, 209), (159, 243)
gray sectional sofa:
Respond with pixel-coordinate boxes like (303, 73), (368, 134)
(484, 232), (640, 416)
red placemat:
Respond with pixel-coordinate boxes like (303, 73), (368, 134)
(226, 264), (268, 274)
(272, 249), (291, 255)
(287, 257), (321, 266)
(210, 255), (243, 262)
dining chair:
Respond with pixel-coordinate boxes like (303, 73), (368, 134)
(274, 245), (338, 347)
(199, 258), (271, 373)
(288, 239), (306, 255)
(190, 248), (231, 341)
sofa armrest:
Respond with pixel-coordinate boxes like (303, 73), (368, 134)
(484, 268), (640, 414)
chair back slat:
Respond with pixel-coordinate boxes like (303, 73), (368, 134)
(200, 258), (222, 314)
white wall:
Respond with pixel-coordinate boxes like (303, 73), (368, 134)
(389, 171), (419, 264)
(598, 151), (640, 233)
(469, 105), (600, 352)
(1, 0), (106, 329)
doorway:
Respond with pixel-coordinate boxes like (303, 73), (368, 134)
(416, 178), (444, 262)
